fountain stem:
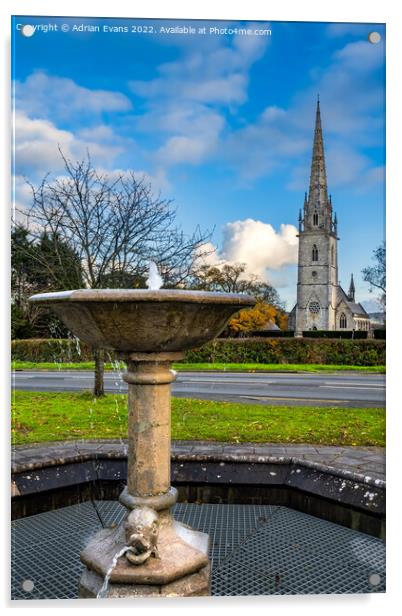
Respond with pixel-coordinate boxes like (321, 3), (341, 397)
(121, 352), (184, 500)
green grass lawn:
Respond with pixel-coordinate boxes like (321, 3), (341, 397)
(12, 360), (385, 373)
(11, 391), (385, 447)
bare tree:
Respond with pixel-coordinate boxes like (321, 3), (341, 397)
(190, 263), (282, 306)
(18, 149), (212, 395)
(362, 242), (386, 310)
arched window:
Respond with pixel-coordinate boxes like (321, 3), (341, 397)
(312, 245), (318, 261)
(331, 246), (335, 265)
(340, 313), (347, 329)
(313, 211), (318, 226)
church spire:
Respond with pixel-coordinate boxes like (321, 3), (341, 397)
(307, 96), (329, 209)
(348, 274), (355, 302)
(303, 97), (335, 233)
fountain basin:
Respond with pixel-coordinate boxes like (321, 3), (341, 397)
(29, 289), (256, 353)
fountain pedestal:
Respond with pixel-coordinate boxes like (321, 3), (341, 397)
(28, 289), (256, 599)
(79, 352), (211, 598)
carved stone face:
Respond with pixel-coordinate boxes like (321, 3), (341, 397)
(124, 506), (159, 565)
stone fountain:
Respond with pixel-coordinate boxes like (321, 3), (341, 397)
(29, 287), (255, 598)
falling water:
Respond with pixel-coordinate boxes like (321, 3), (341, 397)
(73, 335), (82, 358)
(96, 545), (131, 599)
(106, 352), (128, 456)
(146, 261), (163, 290)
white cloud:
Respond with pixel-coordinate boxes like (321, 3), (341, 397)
(333, 40), (384, 72)
(261, 106), (286, 122)
(222, 106), (309, 181)
(198, 219), (299, 283)
(360, 165), (385, 187)
(13, 112), (126, 177)
(14, 71), (132, 121)
(326, 23), (374, 38)
(128, 26), (270, 172)
(12, 110), (168, 218)
(283, 39), (385, 193)
(157, 136), (210, 166)
(12, 175), (33, 221)
(326, 144), (373, 187)
(127, 33), (383, 192)
(94, 166), (170, 194)
(288, 143), (381, 191)
(130, 25), (268, 107)
(77, 125), (118, 142)
(155, 108), (225, 166)
(210, 37), (383, 188)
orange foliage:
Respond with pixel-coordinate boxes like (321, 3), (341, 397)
(277, 311), (288, 330)
(228, 302), (277, 334)
(228, 302), (289, 335)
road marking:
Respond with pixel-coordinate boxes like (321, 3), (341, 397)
(13, 373), (94, 380)
(320, 385), (384, 390)
(178, 377), (272, 381)
(323, 381), (384, 386)
(238, 395), (349, 403)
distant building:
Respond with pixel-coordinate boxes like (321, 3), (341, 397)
(288, 98), (370, 335)
(368, 312), (386, 329)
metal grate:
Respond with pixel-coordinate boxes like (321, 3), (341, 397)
(11, 502), (385, 600)
(212, 507), (385, 595)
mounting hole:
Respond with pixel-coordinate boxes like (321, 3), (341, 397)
(21, 24), (35, 37)
(368, 32), (381, 44)
(368, 573), (381, 586)
(22, 579), (35, 592)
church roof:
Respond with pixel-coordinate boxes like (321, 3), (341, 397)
(337, 286), (369, 317)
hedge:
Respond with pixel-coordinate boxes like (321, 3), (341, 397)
(251, 330), (369, 339)
(301, 330), (368, 339)
(11, 338), (94, 362)
(12, 337), (385, 366)
(185, 338), (385, 366)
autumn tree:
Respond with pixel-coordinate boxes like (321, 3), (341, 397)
(190, 263), (286, 335)
(228, 302), (277, 336)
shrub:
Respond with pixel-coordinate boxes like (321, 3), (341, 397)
(302, 330), (368, 339)
(11, 338), (94, 362)
(12, 336), (385, 366)
(184, 337), (385, 366)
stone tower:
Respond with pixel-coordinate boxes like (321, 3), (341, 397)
(294, 98), (339, 336)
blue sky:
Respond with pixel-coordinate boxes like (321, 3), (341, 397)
(12, 16), (385, 309)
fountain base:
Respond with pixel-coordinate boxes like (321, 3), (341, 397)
(79, 510), (210, 598)
(79, 563), (211, 598)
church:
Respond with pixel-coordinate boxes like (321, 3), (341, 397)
(288, 99), (370, 335)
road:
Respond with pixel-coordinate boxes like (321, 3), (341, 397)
(12, 370), (385, 408)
